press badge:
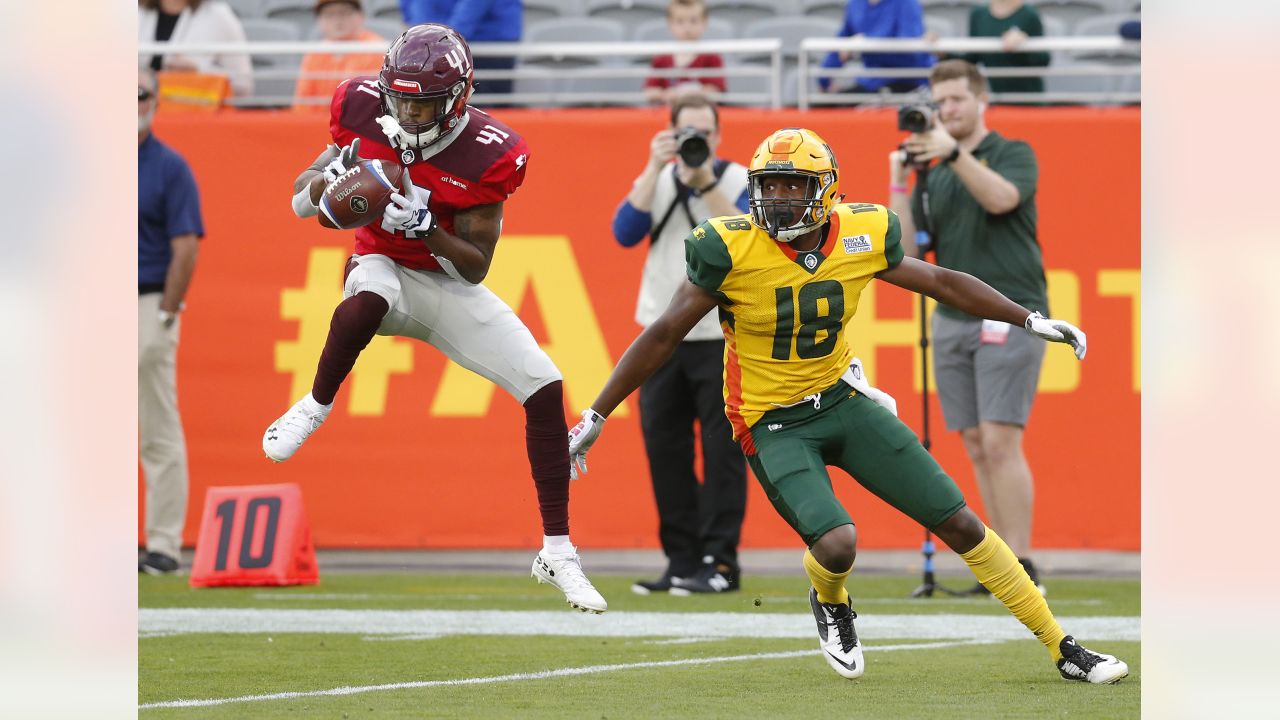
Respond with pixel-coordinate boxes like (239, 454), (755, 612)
(980, 319), (1012, 344)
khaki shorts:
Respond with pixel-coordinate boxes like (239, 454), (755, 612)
(345, 253), (561, 404)
(932, 313), (1046, 431)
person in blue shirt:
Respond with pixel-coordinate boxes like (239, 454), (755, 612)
(819, 0), (935, 98)
(610, 95), (750, 596)
(400, 0), (522, 101)
(138, 68), (204, 576)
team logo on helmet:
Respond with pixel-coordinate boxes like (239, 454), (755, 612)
(350, 196), (369, 214)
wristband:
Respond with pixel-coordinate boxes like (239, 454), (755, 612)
(889, 184), (908, 194)
(943, 145), (961, 164)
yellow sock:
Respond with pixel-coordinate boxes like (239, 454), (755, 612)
(803, 549), (851, 605)
(960, 526), (1067, 661)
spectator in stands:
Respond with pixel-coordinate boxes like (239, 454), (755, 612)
(957, 0), (1050, 95)
(610, 95), (748, 596)
(1119, 19), (1140, 40)
(138, 0), (254, 98)
(138, 68), (203, 575)
(400, 0), (522, 100)
(889, 59), (1050, 596)
(644, 0), (726, 105)
(294, 0), (385, 111)
(819, 0), (934, 97)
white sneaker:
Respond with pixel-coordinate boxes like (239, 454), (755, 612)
(263, 394), (332, 462)
(809, 587), (864, 679)
(1056, 635), (1129, 684)
(532, 548), (608, 614)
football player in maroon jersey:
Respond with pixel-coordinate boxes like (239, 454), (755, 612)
(264, 24), (606, 614)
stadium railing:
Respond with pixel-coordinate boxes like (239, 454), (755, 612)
(138, 36), (1139, 109)
(799, 36), (1140, 108)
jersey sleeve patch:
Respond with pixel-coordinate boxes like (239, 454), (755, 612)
(883, 208), (905, 269)
(685, 221), (732, 295)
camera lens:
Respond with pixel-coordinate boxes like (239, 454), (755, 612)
(678, 133), (710, 167)
(897, 105), (932, 134)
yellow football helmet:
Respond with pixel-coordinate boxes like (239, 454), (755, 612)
(746, 128), (841, 242)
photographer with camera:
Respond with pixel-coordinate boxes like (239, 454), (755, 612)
(889, 60), (1050, 595)
(611, 95), (749, 596)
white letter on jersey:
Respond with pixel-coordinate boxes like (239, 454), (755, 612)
(476, 124), (511, 145)
(355, 79), (380, 98)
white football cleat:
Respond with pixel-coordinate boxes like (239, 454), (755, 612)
(1056, 635), (1129, 684)
(263, 393), (332, 462)
(809, 587), (864, 679)
(532, 548), (608, 614)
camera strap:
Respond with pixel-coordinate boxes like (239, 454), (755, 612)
(650, 160), (729, 244)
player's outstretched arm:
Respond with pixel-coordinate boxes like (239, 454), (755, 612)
(591, 279), (719, 418)
(569, 280), (719, 479)
(877, 257), (1087, 359)
(290, 140), (364, 219)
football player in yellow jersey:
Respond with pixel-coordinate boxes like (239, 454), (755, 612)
(568, 128), (1127, 685)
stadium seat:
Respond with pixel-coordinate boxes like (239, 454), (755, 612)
(518, 18), (627, 99)
(240, 18), (302, 107)
(1072, 12), (1140, 39)
(226, 0), (265, 21)
(525, 0), (585, 26)
(924, 15), (957, 38)
(631, 16), (736, 44)
(365, 0), (405, 22)
(364, 17), (405, 42)
(800, 0), (846, 24)
(1027, 0), (1108, 33)
(921, 0), (980, 34)
(585, 0), (667, 27)
(263, 0), (316, 36)
(563, 58), (645, 106)
(705, 0), (784, 34)
(1044, 55), (1111, 98)
(1040, 15), (1068, 37)
(741, 16), (832, 59)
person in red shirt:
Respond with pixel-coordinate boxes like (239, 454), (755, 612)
(264, 24), (607, 614)
(644, 0), (726, 104)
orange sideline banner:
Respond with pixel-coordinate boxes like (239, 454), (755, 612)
(140, 107), (1139, 551)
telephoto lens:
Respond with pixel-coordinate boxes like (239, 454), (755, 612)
(676, 128), (711, 167)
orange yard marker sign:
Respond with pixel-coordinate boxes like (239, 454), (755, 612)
(189, 483), (319, 587)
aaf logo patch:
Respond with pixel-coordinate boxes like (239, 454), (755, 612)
(401, 149), (416, 165)
(842, 234), (873, 254)
(693, 226), (707, 240)
(349, 196), (369, 214)
(803, 253), (819, 270)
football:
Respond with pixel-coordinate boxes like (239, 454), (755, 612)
(318, 159), (405, 230)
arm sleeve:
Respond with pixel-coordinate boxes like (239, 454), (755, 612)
(447, 0), (495, 39)
(476, 140), (530, 201)
(165, 158), (205, 240)
(883, 209), (904, 269)
(612, 200), (652, 248)
(685, 221), (732, 295)
(995, 141), (1039, 206)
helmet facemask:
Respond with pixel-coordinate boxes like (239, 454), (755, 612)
(748, 170), (836, 242)
(379, 80), (468, 149)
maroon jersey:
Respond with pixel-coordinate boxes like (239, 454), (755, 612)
(328, 77), (530, 271)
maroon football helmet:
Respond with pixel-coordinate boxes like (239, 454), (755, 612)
(377, 24), (474, 149)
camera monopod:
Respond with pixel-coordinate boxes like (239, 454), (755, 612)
(906, 163), (964, 599)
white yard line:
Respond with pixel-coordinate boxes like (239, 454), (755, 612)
(139, 607), (1141, 642)
(139, 640), (987, 710)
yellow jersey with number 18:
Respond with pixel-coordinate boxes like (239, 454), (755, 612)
(684, 202), (904, 452)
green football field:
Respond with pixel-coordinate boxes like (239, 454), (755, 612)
(139, 572), (1139, 718)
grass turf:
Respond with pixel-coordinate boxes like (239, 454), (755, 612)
(140, 572), (1139, 719)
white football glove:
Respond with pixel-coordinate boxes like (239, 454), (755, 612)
(845, 357), (898, 416)
(1024, 311), (1087, 360)
(381, 171), (436, 237)
(567, 409), (606, 480)
(321, 138), (362, 183)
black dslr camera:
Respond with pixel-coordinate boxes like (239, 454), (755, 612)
(674, 127), (711, 167)
(897, 103), (935, 134)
